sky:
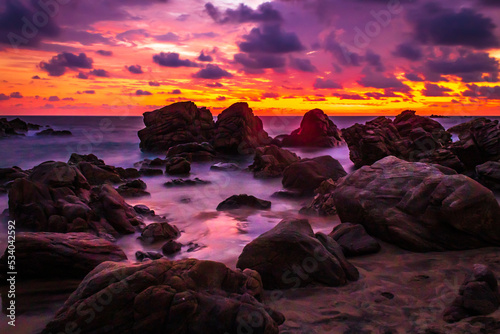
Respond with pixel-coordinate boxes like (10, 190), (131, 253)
(1, 0), (500, 116)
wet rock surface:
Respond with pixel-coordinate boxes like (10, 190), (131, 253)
(216, 194), (271, 211)
(249, 145), (300, 178)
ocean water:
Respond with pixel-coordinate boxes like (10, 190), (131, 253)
(0, 114), (499, 333)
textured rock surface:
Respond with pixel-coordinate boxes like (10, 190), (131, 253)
(166, 142), (216, 162)
(217, 194), (271, 211)
(165, 157), (191, 175)
(140, 222), (180, 244)
(476, 161), (500, 191)
(249, 145), (300, 178)
(329, 223), (381, 257)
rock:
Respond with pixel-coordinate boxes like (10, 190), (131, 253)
(476, 161), (500, 191)
(329, 223), (381, 256)
(186, 242), (207, 252)
(135, 251), (163, 262)
(249, 145), (300, 178)
(282, 156), (347, 194)
(0, 118), (24, 137)
(140, 222), (180, 244)
(0, 232), (126, 279)
(117, 179), (150, 198)
(164, 178), (211, 187)
(8, 117), (28, 132)
(217, 195), (271, 211)
(68, 153), (105, 166)
(237, 219), (358, 289)
(77, 161), (122, 185)
(444, 264), (500, 323)
(135, 158), (167, 169)
(210, 162), (241, 171)
(139, 167), (163, 176)
(299, 193), (337, 216)
(36, 128), (72, 136)
(0, 166), (28, 193)
(162, 240), (183, 255)
(165, 157), (191, 175)
(138, 101), (215, 153)
(166, 142), (216, 161)
(271, 190), (306, 199)
(342, 110), (461, 171)
(281, 109), (343, 147)
(314, 232), (360, 280)
(27, 122), (41, 130)
(332, 156), (500, 251)
(116, 167), (140, 179)
(42, 259), (283, 334)
(212, 102), (272, 154)
(134, 204), (154, 216)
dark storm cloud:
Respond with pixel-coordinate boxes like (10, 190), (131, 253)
(409, 4), (499, 49)
(136, 90), (153, 96)
(89, 69), (110, 77)
(9, 92), (23, 98)
(169, 89), (182, 94)
(192, 64), (232, 79)
(462, 84), (500, 99)
(56, 30), (112, 46)
(205, 2), (282, 24)
(392, 42), (423, 61)
(149, 81), (161, 86)
(421, 83), (453, 97)
(153, 52), (199, 67)
(426, 51), (499, 83)
(365, 50), (384, 72)
(289, 57), (317, 72)
(39, 52), (94, 76)
(404, 73), (424, 82)
(234, 53), (286, 70)
(237, 25), (305, 54)
(198, 51), (213, 62)
(358, 70), (409, 90)
(323, 32), (361, 67)
(479, 0), (500, 6)
(127, 65), (144, 74)
(96, 50), (113, 56)
(313, 78), (342, 89)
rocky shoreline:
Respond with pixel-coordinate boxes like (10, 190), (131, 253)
(1, 102), (500, 333)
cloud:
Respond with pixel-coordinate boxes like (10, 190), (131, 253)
(365, 50), (384, 72)
(62, 97), (75, 101)
(0, 93), (9, 101)
(136, 90), (153, 96)
(117, 29), (150, 42)
(365, 89), (403, 100)
(89, 69), (110, 77)
(216, 96), (226, 101)
(169, 89), (182, 94)
(39, 52), (93, 76)
(404, 73), (424, 82)
(154, 32), (180, 42)
(198, 50), (213, 62)
(323, 32), (361, 67)
(313, 78), (342, 89)
(77, 72), (89, 79)
(262, 92), (280, 99)
(206, 82), (223, 87)
(421, 83), (453, 97)
(409, 4), (499, 49)
(392, 42), (423, 61)
(9, 92), (23, 98)
(96, 50), (113, 56)
(77, 90), (95, 94)
(462, 84), (500, 99)
(238, 24), (305, 54)
(289, 57), (317, 72)
(148, 81), (161, 86)
(32, 75), (41, 79)
(332, 93), (367, 100)
(48, 96), (60, 101)
(357, 70), (409, 90)
(205, 2), (282, 24)
(153, 52), (199, 67)
(127, 65), (143, 74)
(234, 53), (285, 71)
(192, 64), (232, 79)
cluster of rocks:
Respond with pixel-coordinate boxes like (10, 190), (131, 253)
(249, 145), (300, 178)
(0, 117), (41, 137)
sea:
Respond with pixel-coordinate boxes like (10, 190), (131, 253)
(0, 115), (499, 333)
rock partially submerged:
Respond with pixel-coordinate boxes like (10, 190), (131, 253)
(140, 222), (180, 244)
(165, 157), (191, 175)
(329, 223), (381, 257)
(280, 109), (343, 147)
(117, 179), (150, 198)
(42, 259), (284, 334)
(164, 178), (211, 187)
(166, 142), (216, 162)
(216, 194), (271, 211)
(237, 219), (358, 289)
(36, 128), (72, 136)
(0, 232), (126, 279)
(333, 156), (500, 252)
(210, 162), (241, 171)
(249, 145), (300, 178)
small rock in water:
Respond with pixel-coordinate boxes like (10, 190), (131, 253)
(179, 197), (191, 203)
(216, 194), (271, 211)
(164, 178), (211, 187)
(135, 251), (163, 262)
(134, 204), (154, 216)
(117, 179), (150, 198)
(186, 242), (207, 252)
(162, 240), (183, 255)
(140, 222), (180, 244)
(165, 157), (191, 175)
(36, 128), (72, 136)
(139, 167), (163, 176)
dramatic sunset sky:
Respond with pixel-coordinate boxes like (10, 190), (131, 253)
(1, 0), (500, 115)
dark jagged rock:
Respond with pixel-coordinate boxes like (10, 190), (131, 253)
(210, 162), (241, 171)
(164, 178), (211, 187)
(166, 142), (216, 162)
(0, 118), (24, 137)
(299, 193), (336, 216)
(0, 166), (28, 193)
(68, 153), (105, 166)
(333, 156), (500, 252)
(281, 109), (343, 147)
(8, 118), (28, 132)
(329, 223), (381, 257)
(27, 122), (41, 130)
(282, 156), (346, 194)
(162, 240), (183, 255)
(476, 161), (500, 191)
(186, 242), (207, 253)
(135, 251), (163, 262)
(212, 102), (272, 154)
(237, 219), (359, 289)
(76, 161), (122, 185)
(135, 158), (167, 169)
(117, 179), (150, 198)
(42, 259), (284, 334)
(216, 194), (271, 211)
(138, 101), (215, 153)
(134, 204), (154, 216)
(393, 109), (451, 145)
(249, 145), (300, 178)
(140, 222), (180, 244)
(36, 128), (72, 136)
(165, 157), (191, 175)
(116, 167), (140, 179)
(444, 264), (500, 323)
(0, 232), (126, 279)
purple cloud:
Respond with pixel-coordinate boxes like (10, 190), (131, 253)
(40, 52), (93, 76)
(127, 65), (144, 74)
(153, 52), (199, 67)
(192, 64), (232, 79)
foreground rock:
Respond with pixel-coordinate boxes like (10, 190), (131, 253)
(249, 145), (300, 178)
(333, 156), (500, 251)
(165, 157), (191, 175)
(117, 179), (150, 198)
(342, 110), (462, 171)
(282, 156), (346, 194)
(444, 264), (500, 323)
(138, 101), (215, 153)
(237, 219), (358, 289)
(476, 161), (500, 191)
(217, 195), (271, 211)
(213, 102), (272, 154)
(140, 222), (180, 244)
(329, 223), (381, 257)
(166, 142), (216, 161)
(42, 259), (284, 334)
(299, 179), (338, 216)
(281, 109), (343, 147)
(0, 166), (28, 193)
(0, 232), (126, 279)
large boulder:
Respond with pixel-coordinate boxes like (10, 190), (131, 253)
(332, 156), (500, 252)
(0, 118), (24, 137)
(217, 195), (271, 211)
(117, 179), (150, 198)
(476, 161), (500, 191)
(249, 145), (300, 178)
(42, 259), (284, 334)
(0, 232), (126, 279)
(76, 162), (122, 185)
(281, 109), (343, 147)
(237, 219), (358, 289)
(212, 102), (272, 154)
(138, 101), (215, 153)
(8, 117), (28, 132)
(282, 156), (347, 194)
(165, 157), (191, 175)
(166, 142), (216, 162)
(0, 166), (28, 193)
